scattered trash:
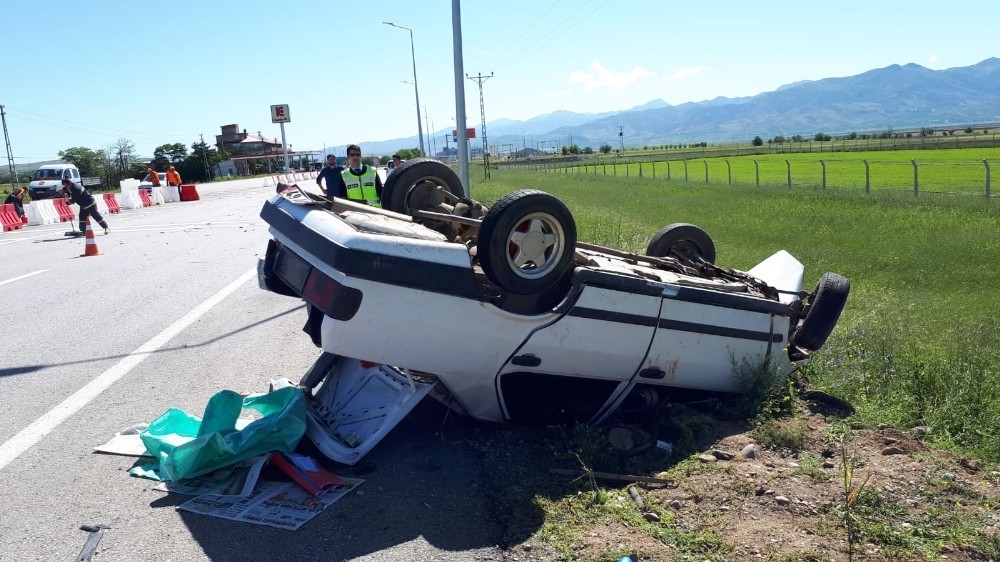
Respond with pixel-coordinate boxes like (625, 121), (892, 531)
(151, 455), (269, 497)
(177, 477), (363, 531)
(136, 387), (306, 481)
(75, 523), (110, 562)
(93, 423), (151, 456)
(270, 452), (343, 497)
(549, 468), (674, 485)
(655, 440), (673, 454)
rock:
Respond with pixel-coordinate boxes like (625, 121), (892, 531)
(698, 454), (718, 463)
(877, 423), (889, 429)
(755, 486), (766, 496)
(737, 444), (759, 460)
(711, 449), (734, 461)
(911, 425), (930, 438)
(941, 471), (957, 482)
(775, 496), (790, 505)
(883, 437), (899, 445)
(607, 427), (636, 451)
(881, 446), (906, 456)
(764, 489), (776, 496)
(643, 511), (661, 522)
(670, 500), (682, 509)
(820, 448), (835, 458)
(959, 458), (982, 472)
(822, 460), (836, 469)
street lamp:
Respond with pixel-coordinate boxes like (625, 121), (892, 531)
(383, 21), (426, 157)
(518, 127), (526, 155)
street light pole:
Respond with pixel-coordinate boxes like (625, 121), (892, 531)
(518, 127), (526, 155)
(384, 22), (426, 157)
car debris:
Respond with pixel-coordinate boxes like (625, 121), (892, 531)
(258, 158), (850, 464)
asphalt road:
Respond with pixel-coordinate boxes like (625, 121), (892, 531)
(0, 179), (508, 562)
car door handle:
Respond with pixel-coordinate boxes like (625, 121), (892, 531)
(511, 354), (541, 367)
(639, 367), (665, 379)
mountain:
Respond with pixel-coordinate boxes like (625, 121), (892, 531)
(356, 58), (1000, 154)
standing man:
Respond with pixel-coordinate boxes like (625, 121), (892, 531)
(61, 178), (110, 235)
(166, 165), (182, 187)
(146, 167), (161, 187)
(340, 145), (382, 207)
(316, 153), (344, 197)
(387, 153), (405, 176)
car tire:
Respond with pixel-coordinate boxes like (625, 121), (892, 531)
(381, 158), (464, 215)
(791, 272), (850, 351)
(477, 189), (576, 295)
(645, 223), (716, 264)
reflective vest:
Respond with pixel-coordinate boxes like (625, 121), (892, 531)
(341, 166), (380, 207)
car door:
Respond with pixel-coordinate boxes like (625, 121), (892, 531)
(494, 282), (660, 424)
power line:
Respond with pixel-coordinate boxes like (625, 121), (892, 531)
(4, 106), (197, 139)
(493, 0), (610, 71)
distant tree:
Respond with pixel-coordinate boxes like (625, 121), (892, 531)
(181, 140), (227, 182)
(846, 132), (858, 140)
(57, 147), (104, 176)
(814, 132), (831, 142)
(395, 148), (420, 160)
(561, 146), (569, 155)
(791, 135), (805, 143)
(599, 144), (612, 154)
(751, 136), (764, 147)
(583, 146), (594, 154)
(964, 127), (974, 134)
(568, 144), (580, 154)
(984, 130), (990, 134)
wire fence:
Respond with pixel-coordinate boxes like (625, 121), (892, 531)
(504, 158), (998, 198)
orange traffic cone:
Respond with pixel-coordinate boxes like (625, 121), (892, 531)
(80, 217), (102, 257)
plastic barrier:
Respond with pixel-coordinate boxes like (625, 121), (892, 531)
(0, 204), (22, 231)
(94, 194), (110, 217)
(293, 173), (304, 181)
(53, 198), (75, 222)
(162, 185), (180, 202)
(25, 200), (56, 226)
(118, 191), (143, 210)
(151, 186), (166, 205)
(138, 189), (153, 207)
(103, 193), (120, 213)
(120, 178), (140, 192)
(179, 184), (200, 201)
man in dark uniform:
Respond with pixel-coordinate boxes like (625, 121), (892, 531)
(61, 178), (110, 235)
(316, 154), (344, 197)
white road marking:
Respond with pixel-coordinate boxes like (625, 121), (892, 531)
(0, 269), (50, 285)
(0, 266), (257, 472)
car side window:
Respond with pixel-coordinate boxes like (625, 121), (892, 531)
(64, 170), (71, 180)
(72, 170), (80, 178)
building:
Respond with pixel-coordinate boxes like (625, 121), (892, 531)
(215, 124), (286, 175)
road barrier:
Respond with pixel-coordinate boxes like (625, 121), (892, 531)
(53, 198), (75, 222)
(138, 190), (153, 207)
(103, 193), (121, 213)
(1, 204), (23, 231)
(179, 184), (200, 201)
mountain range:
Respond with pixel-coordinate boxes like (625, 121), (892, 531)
(354, 58), (1000, 156)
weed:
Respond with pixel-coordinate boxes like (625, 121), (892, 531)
(794, 452), (831, 482)
(753, 419), (807, 452)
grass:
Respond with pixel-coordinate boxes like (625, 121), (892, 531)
(547, 147), (999, 196)
(469, 164), (1000, 462)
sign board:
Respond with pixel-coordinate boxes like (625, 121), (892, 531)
(270, 104), (291, 123)
(452, 128), (476, 141)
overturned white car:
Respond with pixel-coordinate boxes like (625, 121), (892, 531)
(259, 159), (849, 464)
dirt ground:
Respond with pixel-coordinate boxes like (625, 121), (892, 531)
(472, 393), (1000, 562)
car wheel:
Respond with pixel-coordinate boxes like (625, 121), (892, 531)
(791, 272), (850, 351)
(646, 223), (716, 264)
(381, 158), (464, 215)
(477, 189), (576, 295)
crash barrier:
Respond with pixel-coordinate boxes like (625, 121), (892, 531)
(25, 200), (59, 226)
(118, 190), (144, 210)
(103, 193), (121, 213)
(151, 186), (166, 205)
(179, 184), (200, 201)
(94, 194), (110, 217)
(53, 198), (76, 222)
(162, 185), (180, 202)
(1, 204), (23, 231)
(138, 189), (153, 207)
(120, 178), (140, 192)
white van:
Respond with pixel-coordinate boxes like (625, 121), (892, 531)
(28, 163), (81, 200)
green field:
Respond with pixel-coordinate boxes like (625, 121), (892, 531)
(541, 147), (1000, 197)
(470, 166), (1000, 460)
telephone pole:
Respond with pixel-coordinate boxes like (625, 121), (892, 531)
(466, 72), (493, 180)
(618, 125), (625, 155)
(1, 105), (19, 188)
(199, 134), (211, 180)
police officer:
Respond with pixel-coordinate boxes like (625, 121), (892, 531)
(340, 144), (382, 207)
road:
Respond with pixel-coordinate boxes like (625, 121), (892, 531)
(0, 179), (507, 562)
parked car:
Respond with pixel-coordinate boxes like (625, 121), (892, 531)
(257, 158), (849, 464)
(139, 172), (168, 192)
(27, 163), (80, 200)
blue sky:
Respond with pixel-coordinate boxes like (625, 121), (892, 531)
(4, 0), (996, 161)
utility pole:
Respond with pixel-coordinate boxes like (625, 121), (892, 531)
(1, 105), (19, 188)
(618, 125), (625, 155)
(199, 134), (211, 180)
(466, 71), (493, 180)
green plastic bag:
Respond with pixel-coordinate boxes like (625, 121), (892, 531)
(140, 387), (307, 482)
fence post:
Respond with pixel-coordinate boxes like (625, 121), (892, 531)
(652, 161), (656, 179)
(754, 160), (759, 187)
(681, 160), (687, 182)
(603, 164), (606, 176)
(726, 159), (731, 184)
(912, 159), (918, 196)
(820, 160), (826, 189)
(786, 160), (791, 187)
(639, 162), (643, 178)
(704, 160), (709, 184)
(985, 160), (992, 198)
(626, 162), (629, 177)
(864, 159), (870, 194)
(666, 161), (671, 180)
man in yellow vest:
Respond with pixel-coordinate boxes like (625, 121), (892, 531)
(340, 144), (383, 207)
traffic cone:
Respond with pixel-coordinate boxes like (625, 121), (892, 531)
(80, 217), (102, 257)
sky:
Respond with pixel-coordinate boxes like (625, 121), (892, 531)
(3, 0), (997, 162)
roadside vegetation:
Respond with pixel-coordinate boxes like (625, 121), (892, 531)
(466, 163), (1000, 560)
